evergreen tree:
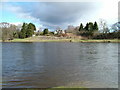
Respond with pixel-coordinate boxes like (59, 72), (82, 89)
(43, 28), (49, 35)
(26, 24), (32, 37)
(84, 23), (89, 31)
(26, 23), (36, 37)
(82, 22), (95, 37)
(29, 23), (36, 34)
(20, 22), (36, 38)
(20, 23), (27, 38)
(93, 21), (98, 31)
(79, 23), (84, 31)
(88, 22), (94, 31)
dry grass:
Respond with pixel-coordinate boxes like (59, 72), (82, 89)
(1, 36), (120, 43)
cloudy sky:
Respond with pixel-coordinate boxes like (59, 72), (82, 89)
(1, 0), (119, 31)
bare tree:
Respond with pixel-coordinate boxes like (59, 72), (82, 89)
(65, 25), (75, 33)
(99, 19), (109, 33)
(1, 23), (20, 41)
(0, 22), (10, 28)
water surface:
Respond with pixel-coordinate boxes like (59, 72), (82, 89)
(2, 42), (118, 88)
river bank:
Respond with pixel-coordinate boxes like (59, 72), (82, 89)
(1, 38), (120, 43)
(0, 36), (120, 43)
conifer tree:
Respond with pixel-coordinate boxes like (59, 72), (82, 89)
(79, 23), (84, 31)
(93, 21), (98, 31)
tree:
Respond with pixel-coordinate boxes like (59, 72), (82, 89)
(65, 25), (75, 33)
(43, 28), (49, 35)
(2, 27), (9, 41)
(1, 23), (19, 41)
(19, 22), (36, 38)
(26, 24), (33, 37)
(9, 24), (19, 38)
(26, 23), (36, 37)
(20, 23), (28, 38)
(88, 22), (94, 31)
(84, 23), (89, 31)
(99, 19), (109, 33)
(28, 23), (36, 34)
(79, 23), (84, 31)
(93, 21), (98, 31)
(81, 22), (97, 37)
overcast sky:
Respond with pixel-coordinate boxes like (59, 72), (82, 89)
(1, 0), (119, 31)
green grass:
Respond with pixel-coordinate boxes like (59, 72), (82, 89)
(1, 38), (120, 43)
(75, 39), (120, 43)
(52, 86), (88, 89)
(8, 38), (72, 42)
(21, 86), (89, 90)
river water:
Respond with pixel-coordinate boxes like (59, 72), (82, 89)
(2, 42), (118, 88)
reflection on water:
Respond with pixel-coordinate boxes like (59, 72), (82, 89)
(2, 42), (118, 88)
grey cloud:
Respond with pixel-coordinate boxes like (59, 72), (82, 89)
(31, 2), (98, 24)
(11, 2), (101, 29)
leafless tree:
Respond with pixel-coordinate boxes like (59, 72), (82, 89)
(99, 19), (109, 33)
(65, 25), (75, 33)
(1, 23), (19, 41)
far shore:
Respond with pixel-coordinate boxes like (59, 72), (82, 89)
(1, 38), (120, 43)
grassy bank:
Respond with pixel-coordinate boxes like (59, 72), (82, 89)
(21, 88), (88, 90)
(2, 38), (120, 43)
(21, 86), (88, 90)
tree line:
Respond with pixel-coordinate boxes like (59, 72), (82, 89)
(65, 20), (120, 39)
(0, 20), (120, 41)
(0, 22), (36, 41)
(78, 21), (98, 38)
